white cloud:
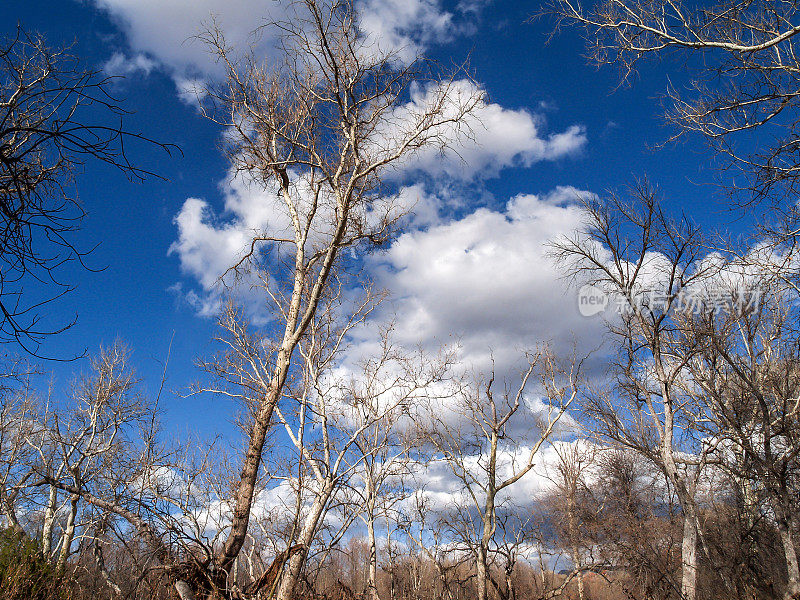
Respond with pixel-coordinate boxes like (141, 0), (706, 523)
(358, 0), (454, 65)
(381, 80), (587, 181)
(173, 76), (208, 107)
(168, 167), (433, 317)
(103, 52), (157, 77)
(169, 179), (604, 379)
(92, 0), (284, 80)
(167, 169), (292, 316)
(91, 0), (484, 93)
(361, 186), (603, 378)
(169, 178), (604, 374)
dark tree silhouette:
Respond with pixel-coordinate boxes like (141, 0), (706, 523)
(0, 27), (174, 355)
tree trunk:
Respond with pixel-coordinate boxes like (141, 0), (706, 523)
(385, 519), (395, 600)
(56, 494), (79, 571)
(658, 382), (699, 600)
(41, 485), (57, 558)
(476, 543), (489, 600)
(477, 435), (498, 600)
(174, 581), (196, 600)
(92, 537), (122, 598)
(1, 490), (23, 535)
(367, 509), (379, 600)
(274, 486), (332, 600)
(776, 504), (800, 599)
(681, 513), (698, 600)
(567, 494), (585, 600)
(505, 568), (515, 600)
(218, 392), (279, 573)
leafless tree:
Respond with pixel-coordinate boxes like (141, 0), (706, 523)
(551, 184), (722, 600)
(678, 249), (800, 599)
(188, 1), (483, 592)
(0, 28), (173, 353)
(417, 349), (582, 600)
(0, 360), (40, 533)
(400, 490), (473, 600)
(588, 448), (682, 600)
(542, 440), (601, 600)
(30, 344), (167, 575)
(267, 288), (454, 600)
(346, 329), (444, 600)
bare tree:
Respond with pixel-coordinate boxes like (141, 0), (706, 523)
(266, 288), (454, 600)
(417, 349), (582, 600)
(401, 491), (472, 600)
(588, 448), (682, 600)
(347, 329), (438, 600)
(0, 28), (173, 353)
(30, 344), (160, 571)
(190, 1), (482, 590)
(168, 2), (489, 596)
(0, 361), (40, 533)
(546, 0), (800, 206)
(551, 184), (721, 600)
(543, 440), (600, 600)
(678, 250), (800, 599)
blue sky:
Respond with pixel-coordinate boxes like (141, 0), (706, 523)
(1, 0), (740, 441)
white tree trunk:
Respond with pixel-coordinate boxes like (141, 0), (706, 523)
(476, 544), (489, 600)
(41, 485), (57, 558)
(477, 434), (498, 600)
(274, 487), (331, 600)
(681, 514), (698, 600)
(174, 581), (195, 600)
(567, 494), (585, 600)
(55, 494), (79, 571)
(367, 510), (379, 600)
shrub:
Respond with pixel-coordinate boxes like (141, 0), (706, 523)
(0, 528), (67, 600)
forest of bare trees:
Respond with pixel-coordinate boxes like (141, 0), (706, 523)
(3, 0), (800, 599)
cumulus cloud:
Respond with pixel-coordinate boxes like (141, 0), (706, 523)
(92, 0), (284, 80)
(167, 169), (293, 316)
(357, 0), (454, 65)
(380, 80), (587, 181)
(574, 238), (796, 323)
(360, 186), (604, 379)
(90, 0), (486, 94)
(168, 167), (437, 317)
(169, 180), (602, 365)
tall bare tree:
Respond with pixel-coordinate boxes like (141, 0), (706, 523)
(0, 361), (40, 534)
(679, 250), (800, 599)
(552, 184), (720, 600)
(191, 0), (482, 591)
